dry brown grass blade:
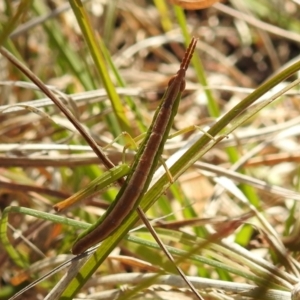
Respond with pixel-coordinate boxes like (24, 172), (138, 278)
(168, 0), (221, 10)
(0, 47), (119, 179)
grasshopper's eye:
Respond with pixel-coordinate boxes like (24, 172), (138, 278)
(167, 74), (186, 92)
(168, 75), (176, 87)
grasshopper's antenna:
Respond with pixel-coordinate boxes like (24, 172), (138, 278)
(180, 37), (197, 71)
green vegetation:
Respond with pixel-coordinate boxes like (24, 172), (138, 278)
(1, 1), (300, 299)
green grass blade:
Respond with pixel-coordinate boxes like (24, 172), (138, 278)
(31, 1), (95, 91)
(173, 7), (260, 216)
(0, 0), (32, 47)
(173, 6), (220, 118)
(68, 0), (132, 136)
(99, 38), (147, 133)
